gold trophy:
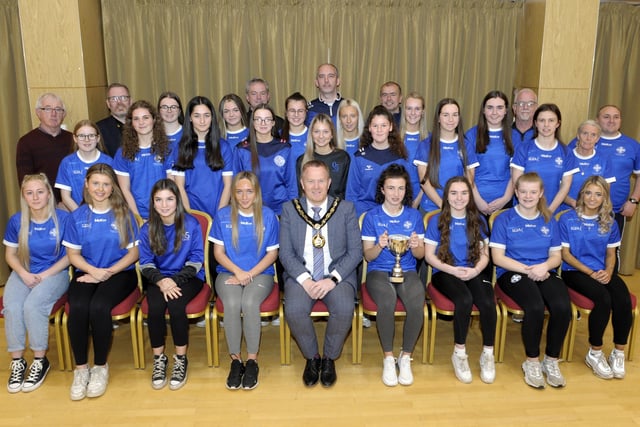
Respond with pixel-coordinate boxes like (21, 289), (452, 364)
(388, 234), (410, 284)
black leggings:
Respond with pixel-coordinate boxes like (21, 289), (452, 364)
(562, 270), (632, 347)
(67, 270), (138, 365)
(431, 271), (496, 347)
(146, 276), (203, 349)
(497, 271), (571, 358)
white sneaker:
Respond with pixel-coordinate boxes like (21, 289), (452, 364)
(585, 350), (613, 379)
(382, 356), (398, 387)
(196, 318), (207, 328)
(112, 321), (120, 330)
(271, 316), (281, 326)
(479, 352), (495, 384)
(451, 352), (472, 384)
(397, 353), (413, 385)
(362, 316), (372, 328)
(86, 364), (109, 398)
(608, 350), (625, 379)
(521, 359), (545, 389)
(70, 367), (90, 401)
(541, 356), (566, 388)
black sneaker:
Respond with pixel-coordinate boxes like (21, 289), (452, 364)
(226, 359), (244, 390)
(242, 359), (259, 390)
(169, 354), (188, 391)
(22, 357), (50, 393)
(7, 358), (27, 394)
(151, 354), (168, 390)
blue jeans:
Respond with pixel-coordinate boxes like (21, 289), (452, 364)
(3, 270), (69, 352)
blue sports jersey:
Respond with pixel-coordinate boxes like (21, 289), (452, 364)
(55, 152), (113, 205)
(63, 204), (138, 271)
(139, 213), (205, 281)
(413, 136), (479, 212)
(233, 139), (298, 215)
(489, 207), (561, 278)
(511, 124), (534, 147)
(287, 127), (308, 162)
(3, 209), (69, 274)
(209, 206), (279, 275)
(306, 97), (342, 127)
(466, 126), (512, 203)
(561, 148), (615, 212)
(344, 137), (360, 158)
(510, 140), (579, 212)
(559, 210), (620, 272)
(171, 140), (233, 218)
(425, 212), (488, 274)
(223, 127), (249, 155)
(361, 205), (425, 272)
(404, 131), (423, 203)
(346, 146), (412, 217)
(593, 134), (640, 211)
(112, 147), (172, 218)
(166, 126), (183, 162)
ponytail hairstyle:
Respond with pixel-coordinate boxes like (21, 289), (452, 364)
(515, 172), (552, 222)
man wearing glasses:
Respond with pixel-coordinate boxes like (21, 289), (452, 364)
(15, 93), (73, 204)
(511, 88), (538, 147)
(97, 83), (131, 156)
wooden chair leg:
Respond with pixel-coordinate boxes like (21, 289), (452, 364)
(351, 309), (357, 364)
(279, 304), (286, 365)
(564, 304), (578, 362)
(61, 312), (73, 371)
(136, 309), (145, 369)
(205, 306), (213, 367)
(356, 305), (363, 364)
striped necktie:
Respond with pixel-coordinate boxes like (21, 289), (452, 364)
(311, 207), (324, 281)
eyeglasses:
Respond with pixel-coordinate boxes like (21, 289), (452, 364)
(159, 105), (180, 111)
(38, 107), (65, 114)
(76, 133), (98, 141)
(107, 95), (131, 103)
(515, 101), (537, 108)
(253, 117), (274, 124)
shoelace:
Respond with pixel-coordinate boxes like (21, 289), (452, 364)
(9, 360), (26, 383)
(173, 357), (186, 378)
(24, 360), (43, 382)
(526, 361), (542, 377)
(152, 357), (167, 380)
(454, 355), (470, 372)
(611, 353), (624, 369)
(545, 360), (561, 377)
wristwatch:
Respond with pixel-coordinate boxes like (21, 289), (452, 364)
(330, 276), (339, 285)
(629, 198), (639, 205)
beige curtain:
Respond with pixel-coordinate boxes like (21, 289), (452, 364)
(591, 3), (640, 274)
(101, 0), (522, 128)
(0, 0), (31, 284)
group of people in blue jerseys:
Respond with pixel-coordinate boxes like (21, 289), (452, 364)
(5, 66), (638, 398)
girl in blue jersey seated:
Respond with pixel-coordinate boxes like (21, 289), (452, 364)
(233, 104), (297, 216)
(489, 172), (571, 389)
(346, 105), (413, 218)
(425, 176), (496, 384)
(465, 90), (514, 216)
(4, 174), (70, 393)
(398, 93), (429, 208)
(559, 176), (632, 380)
(210, 172), (279, 390)
(218, 94), (249, 152)
(112, 100), (172, 219)
(336, 98), (365, 158)
(157, 92), (184, 155)
(414, 98), (478, 214)
(55, 120), (113, 212)
(361, 164), (425, 387)
(281, 92), (309, 162)
(139, 179), (205, 391)
(63, 163), (139, 400)
(296, 113), (351, 199)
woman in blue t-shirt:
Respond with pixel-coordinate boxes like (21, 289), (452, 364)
(425, 176), (496, 384)
(559, 176), (632, 380)
(489, 172), (571, 390)
(4, 174), (69, 393)
(157, 91), (184, 155)
(361, 164), (425, 387)
(210, 172), (279, 390)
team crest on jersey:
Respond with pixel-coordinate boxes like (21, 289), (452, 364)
(616, 146), (626, 155)
(331, 161), (340, 172)
(49, 228), (58, 238)
(403, 220), (413, 231)
(110, 222), (119, 232)
(540, 225), (550, 236)
(154, 154), (163, 163)
(593, 163), (602, 174)
(554, 156), (563, 166)
(274, 155), (286, 167)
(182, 231), (191, 241)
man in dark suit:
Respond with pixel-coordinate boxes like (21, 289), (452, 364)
(279, 160), (361, 388)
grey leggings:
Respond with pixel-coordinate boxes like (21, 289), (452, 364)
(366, 271), (425, 354)
(214, 273), (274, 355)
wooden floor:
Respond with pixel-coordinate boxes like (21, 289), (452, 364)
(2, 272), (640, 426)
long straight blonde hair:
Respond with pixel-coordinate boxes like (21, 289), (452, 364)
(230, 171), (265, 251)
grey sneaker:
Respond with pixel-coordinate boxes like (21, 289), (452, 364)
(362, 316), (372, 328)
(151, 354), (168, 389)
(397, 353), (413, 385)
(382, 356), (398, 387)
(521, 359), (545, 389)
(70, 367), (90, 401)
(585, 350), (613, 379)
(479, 352), (495, 384)
(608, 350), (625, 379)
(169, 354), (188, 390)
(541, 356), (566, 388)
(86, 364), (109, 397)
(451, 352), (472, 384)
(22, 357), (50, 392)
(7, 357), (27, 394)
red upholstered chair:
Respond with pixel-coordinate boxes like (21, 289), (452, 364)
(0, 294), (68, 371)
(135, 210), (214, 368)
(565, 287), (638, 362)
(211, 281), (284, 367)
